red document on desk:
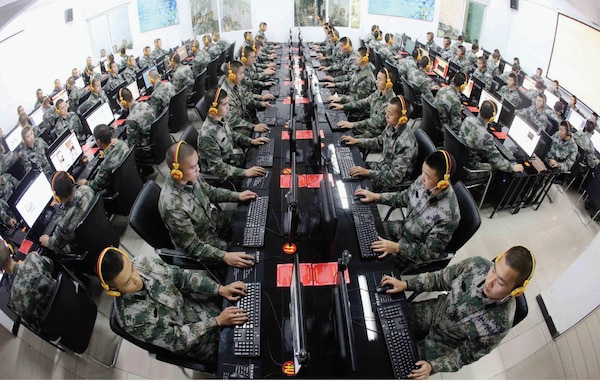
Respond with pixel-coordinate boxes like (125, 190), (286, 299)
(493, 131), (508, 140)
(282, 96), (309, 105)
(277, 263), (314, 287)
(281, 130), (325, 140)
(466, 106), (480, 113)
(19, 239), (33, 255)
(112, 119), (126, 126)
(276, 262), (350, 287)
(138, 95), (151, 101)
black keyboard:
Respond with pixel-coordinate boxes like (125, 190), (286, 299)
(242, 196), (269, 247)
(77, 156), (100, 181)
(270, 84), (280, 98)
(316, 71), (326, 81)
(376, 298), (419, 379)
(326, 110), (348, 131)
(494, 139), (516, 161)
(256, 140), (274, 167)
(351, 203), (379, 259)
(311, 59), (321, 68)
(334, 146), (356, 181)
(234, 282), (261, 357)
(262, 107), (278, 126)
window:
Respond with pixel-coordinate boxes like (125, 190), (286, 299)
(88, 5), (132, 59)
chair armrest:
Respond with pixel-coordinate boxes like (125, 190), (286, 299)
(155, 248), (189, 258)
(102, 192), (120, 201)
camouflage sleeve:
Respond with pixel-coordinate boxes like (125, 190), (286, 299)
(333, 73), (351, 83)
(357, 135), (383, 152)
(125, 120), (141, 148)
(353, 111), (386, 136)
(47, 212), (76, 253)
(203, 180), (240, 203)
(225, 106), (255, 132)
(88, 162), (111, 192)
(557, 142), (578, 172)
(232, 131), (252, 149)
(333, 80), (350, 92)
(197, 134), (245, 180)
(168, 260), (221, 295)
(481, 134), (514, 172)
(420, 79), (435, 103)
(344, 92), (373, 111)
(0, 199), (13, 225)
(72, 116), (84, 139)
(407, 256), (471, 292)
(341, 76), (375, 103)
(396, 216), (457, 263)
(368, 141), (416, 187)
(378, 186), (410, 208)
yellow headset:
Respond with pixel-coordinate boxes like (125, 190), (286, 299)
(424, 56), (431, 72)
(51, 171), (75, 203)
(192, 40), (198, 53)
(170, 141), (187, 179)
(260, 22), (266, 32)
(362, 47), (370, 63)
(119, 88), (127, 107)
(494, 249), (536, 297)
(127, 56), (134, 67)
(332, 32), (339, 43)
(204, 35), (210, 46)
(2, 239), (14, 256)
(97, 247), (130, 297)
(344, 38), (350, 52)
(55, 104), (60, 114)
(459, 82), (467, 92)
(416, 49), (422, 62)
(397, 95), (408, 125)
(383, 68), (393, 90)
(385, 34), (392, 45)
(227, 62), (237, 81)
(169, 53), (176, 68)
(252, 39), (256, 52)
(375, 30), (382, 41)
(437, 150), (452, 190)
(486, 100), (496, 123)
(241, 47), (247, 63)
(208, 87), (222, 116)
(89, 80), (95, 92)
(245, 32), (252, 41)
(107, 60), (113, 74)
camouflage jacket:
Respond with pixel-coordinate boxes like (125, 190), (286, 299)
(139, 55), (155, 70)
(54, 112), (84, 139)
(357, 123), (418, 187)
(158, 175), (240, 262)
(0, 150), (19, 174)
(329, 51), (358, 82)
(465, 51), (479, 67)
(379, 177), (460, 263)
(82, 91), (110, 111)
(207, 44), (221, 60)
(106, 73), (125, 93)
(344, 89), (396, 137)
(397, 56), (417, 79)
(221, 80), (261, 135)
(172, 65), (194, 93)
(450, 55), (473, 74)
(0, 198), (15, 225)
(496, 85), (521, 108)
(47, 185), (94, 254)
(126, 101), (156, 149)
(68, 86), (85, 112)
(0, 173), (18, 201)
(197, 116), (252, 180)
(335, 65), (376, 103)
(42, 107), (59, 129)
(115, 255), (221, 361)
(151, 47), (169, 60)
(407, 67), (434, 103)
(518, 106), (549, 132)
(546, 131), (578, 172)
(376, 45), (396, 66)
(215, 40), (229, 53)
(21, 139), (53, 178)
(406, 256), (515, 374)
(425, 40), (441, 52)
(459, 116), (514, 173)
(434, 85), (462, 133)
(192, 50), (211, 77)
(573, 131), (598, 168)
(149, 80), (175, 117)
(471, 68), (493, 91)
(8, 252), (56, 333)
(88, 139), (129, 192)
(122, 66), (139, 85)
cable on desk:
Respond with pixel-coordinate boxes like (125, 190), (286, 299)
(266, 339), (283, 368)
(261, 288), (282, 332)
(351, 319), (383, 336)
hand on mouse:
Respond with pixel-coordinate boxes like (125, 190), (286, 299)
(380, 275), (407, 294)
(354, 188), (379, 203)
(339, 136), (358, 145)
(408, 360), (432, 379)
(223, 252), (255, 268)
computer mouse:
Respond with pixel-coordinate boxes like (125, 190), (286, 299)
(354, 194), (365, 201)
(229, 371), (247, 379)
(376, 284), (393, 294)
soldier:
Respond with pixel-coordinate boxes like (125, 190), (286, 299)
(212, 31), (230, 54)
(105, 61), (125, 92)
(406, 55), (434, 103)
(425, 31), (440, 52)
(339, 96), (418, 188)
(379, 246), (535, 377)
(496, 73), (521, 108)
(198, 88), (269, 180)
(122, 55), (139, 84)
(439, 37), (452, 59)
(526, 80), (545, 104)
(531, 67), (544, 82)
(549, 79), (561, 98)
(81, 78), (110, 111)
(449, 35), (465, 57)
(324, 47), (376, 104)
(170, 53), (194, 94)
(0, 173), (18, 202)
(139, 46), (155, 70)
(158, 142), (259, 268)
(459, 100), (524, 177)
(320, 37), (356, 76)
(34, 89), (44, 109)
(97, 249), (249, 363)
(396, 48), (419, 80)
(118, 48), (128, 70)
(66, 77), (85, 112)
(205, 34), (221, 60)
(191, 39), (210, 77)
(434, 72), (466, 134)
(546, 120), (578, 172)
(41, 97), (59, 129)
(499, 63), (520, 83)
(20, 126), (53, 178)
(239, 45), (275, 93)
(53, 78), (64, 92)
(151, 38), (168, 60)
(329, 68), (396, 137)
(0, 245), (56, 334)
(471, 56), (493, 91)
(0, 198), (17, 228)
(363, 25), (379, 48)
(366, 29), (383, 50)
(148, 70), (175, 117)
(39, 171), (94, 256)
(54, 99), (84, 139)
(376, 34), (397, 65)
(77, 124), (129, 193)
(466, 42), (480, 67)
(517, 93), (549, 131)
(573, 120), (600, 169)
(354, 150), (461, 267)
(17, 113), (41, 137)
(220, 61), (271, 136)
(449, 45), (472, 74)
(0, 144), (19, 174)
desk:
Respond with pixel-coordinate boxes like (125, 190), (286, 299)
(216, 44), (407, 378)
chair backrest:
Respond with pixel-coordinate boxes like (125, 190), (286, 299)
(195, 95), (209, 121)
(205, 57), (220, 90)
(513, 293), (528, 327)
(168, 87), (189, 133)
(443, 124), (469, 183)
(75, 193), (120, 273)
(420, 94), (444, 146)
(413, 129), (436, 180)
(401, 77), (422, 116)
(217, 50), (227, 74)
(108, 146), (144, 216)
(149, 107), (171, 164)
(382, 62), (403, 96)
(78, 90), (91, 106)
(586, 165), (600, 209)
(129, 180), (175, 250)
(41, 272), (97, 353)
(546, 117), (559, 137)
(190, 69), (207, 105)
(179, 125), (199, 150)
(225, 42), (236, 63)
(445, 181), (481, 253)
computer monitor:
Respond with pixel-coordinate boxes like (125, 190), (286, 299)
(30, 107), (44, 126)
(503, 62), (513, 74)
(522, 76), (537, 91)
(163, 56), (173, 75)
(590, 130), (600, 153)
(404, 39), (415, 55)
(46, 130), (83, 173)
(85, 101), (114, 133)
(447, 61), (460, 81)
(533, 129), (553, 160)
(478, 89), (503, 120)
(331, 259), (357, 371)
(52, 89), (68, 103)
(428, 48), (440, 61)
(5, 126), (23, 152)
(394, 33), (404, 48)
(462, 78), (474, 99)
(75, 76), (85, 89)
(142, 65), (157, 90)
(176, 45), (188, 61)
(544, 90), (560, 112)
(418, 47), (429, 58)
(470, 76), (485, 104)
(499, 99), (516, 127)
(433, 56), (449, 79)
(289, 255), (309, 374)
(566, 109), (587, 131)
(309, 114), (322, 168)
(508, 115), (541, 157)
(126, 81), (140, 101)
(318, 166), (337, 254)
(13, 171), (53, 229)
(285, 151), (300, 243)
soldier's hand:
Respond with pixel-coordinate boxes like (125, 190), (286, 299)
(251, 137), (270, 146)
(349, 166), (369, 177)
(243, 166), (267, 178)
(328, 94), (341, 102)
(380, 275), (407, 294)
(324, 82), (336, 88)
(216, 306), (248, 327)
(77, 179), (87, 186)
(264, 81), (276, 87)
(355, 188), (379, 203)
(513, 163), (524, 173)
(239, 190), (258, 201)
(322, 75), (334, 82)
(548, 159), (558, 168)
(262, 93), (275, 101)
(219, 281), (247, 302)
(253, 123), (269, 132)
(372, 236), (400, 257)
(329, 103), (343, 110)
(224, 251), (255, 268)
(339, 135), (358, 145)
(264, 68), (276, 76)
(267, 62), (277, 68)
(337, 120), (354, 129)
(8, 218), (17, 228)
(408, 360), (432, 379)
(39, 234), (50, 248)
(261, 101), (273, 108)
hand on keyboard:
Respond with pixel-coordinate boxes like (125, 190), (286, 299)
(371, 236), (400, 258)
(244, 166), (267, 178)
(39, 234), (50, 248)
(253, 124), (270, 132)
(216, 306), (249, 327)
(251, 137), (270, 146)
(224, 251), (256, 268)
(239, 190), (259, 201)
(409, 361), (433, 379)
(349, 166), (369, 177)
(218, 281), (248, 302)
(261, 93), (275, 101)
(329, 103), (343, 110)
(380, 275), (408, 294)
(339, 135), (358, 145)
(354, 188), (379, 203)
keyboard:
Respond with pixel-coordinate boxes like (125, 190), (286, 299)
(311, 59), (321, 68)
(335, 146), (357, 181)
(494, 139), (516, 161)
(262, 107), (278, 126)
(256, 140), (274, 167)
(242, 196), (269, 247)
(43, 219), (58, 237)
(270, 84), (280, 98)
(351, 203), (379, 259)
(325, 110), (347, 131)
(376, 298), (420, 379)
(316, 71), (327, 81)
(77, 156), (100, 181)
(234, 282), (261, 357)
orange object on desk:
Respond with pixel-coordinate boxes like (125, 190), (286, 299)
(113, 119), (126, 126)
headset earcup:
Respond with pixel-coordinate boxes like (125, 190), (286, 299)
(208, 106), (218, 115)
(106, 289), (121, 297)
(171, 168), (183, 179)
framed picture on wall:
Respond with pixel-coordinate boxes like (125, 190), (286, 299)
(191, 0), (219, 35)
(137, 0), (179, 33)
(220, 0), (252, 32)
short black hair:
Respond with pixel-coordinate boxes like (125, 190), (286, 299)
(452, 72), (466, 87)
(379, 67), (394, 84)
(508, 72), (517, 81)
(100, 248), (125, 286)
(242, 45), (254, 57)
(585, 120), (596, 133)
(52, 171), (75, 200)
(165, 141), (197, 170)
(480, 100), (496, 120)
(228, 60), (244, 72)
(503, 246), (534, 288)
(419, 56), (430, 69)
(55, 98), (65, 109)
(171, 53), (181, 65)
(357, 47), (368, 57)
(424, 151), (455, 180)
(120, 87), (133, 103)
(94, 124), (112, 144)
(412, 48), (420, 59)
(205, 87), (229, 107)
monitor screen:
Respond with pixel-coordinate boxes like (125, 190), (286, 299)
(522, 76), (537, 90)
(176, 45), (188, 61)
(85, 101), (114, 132)
(52, 89), (68, 103)
(404, 39), (415, 55)
(126, 81), (140, 101)
(5, 126), (22, 152)
(14, 172), (53, 229)
(544, 90), (560, 111)
(433, 57), (449, 79)
(30, 107), (44, 126)
(75, 77), (85, 88)
(289, 256), (308, 374)
(47, 130), (83, 172)
(142, 65), (157, 90)
(478, 89), (503, 120)
(590, 130), (600, 152)
(163, 56), (173, 74)
(566, 109), (587, 131)
(508, 115), (541, 157)
(462, 78), (474, 99)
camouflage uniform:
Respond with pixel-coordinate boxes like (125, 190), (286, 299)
(459, 115), (515, 176)
(81, 91), (110, 111)
(0, 198), (16, 225)
(525, 89), (542, 104)
(243, 65), (268, 91)
(68, 86), (85, 112)
(496, 85), (521, 108)
(159, 175), (240, 263)
(114, 255), (221, 362)
(440, 46), (453, 60)
(471, 67), (493, 91)
(343, 89), (395, 137)
(450, 55), (472, 74)
(517, 105), (549, 131)
(334, 65), (376, 103)
(21, 138), (53, 178)
(434, 85), (462, 133)
(197, 116), (252, 180)
(405, 256), (515, 374)
(149, 80), (175, 117)
(7, 252), (56, 334)
(119, 55), (129, 70)
(379, 177), (460, 266)
(0, 173), (18, 201)
(425, 40), (441, 52)
(573, 131), (598, 169)
(363, 33), (375, 48)
(546, 131), (578, 172)
(42, 107), (59, 129)
(376, 44), (396, 66)
(221, 80), (262, 136)
(139, 55), (155, 70)
(87, 139), (129, 192)
(407, 67), (434, 103)
(329, 51), (358, 75)
(122, 66), (138, 84)
(151, 47), (169, 60)
(397, 56), (417, 79)
(192, 50), (211, 77)
(0, 149), (19, 174)
(46, 185), (94, 254)
(207, 44), (221, 60)
(54, 112), (84, 139)
(172, 65), (194, 93)
(357, 123), (418, 188)
(215, 39), (229, 54)
(126, 101), (156, 151)
(465, 50), (479, 67)
(106, 73), (125, 93)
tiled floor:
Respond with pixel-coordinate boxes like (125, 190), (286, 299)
(1, 111), (599, 378)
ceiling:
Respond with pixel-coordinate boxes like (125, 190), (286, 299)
(0, 0), (36, 40)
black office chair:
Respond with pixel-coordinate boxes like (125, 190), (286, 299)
(546, 118), (559, 137)
(420, 94), (444, 147)
(401, 77), (423, 121)
(141, 107), (174, 178)
(168, 87), (191, 133)
(77, 101), (93, 116)
(573, 165), (600, 225)
(383, 62), (403, 97)
(195, 95), (209, 121)
(513, 293), (528, 327)
(103, 146), (144, 217)
(188, 69), (207, 107)
(179, 124), (199, 150)
(225, 42), (236, 63)
(443, 124), (493, 208)
(78, 90), (91, 106)
(217, 50), (228, 76)
(109, 300), (215, 372)
(6, 157), (26, 180)
(205, 57), (220, 90)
